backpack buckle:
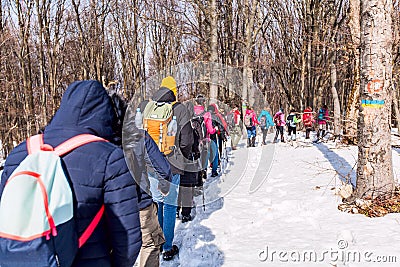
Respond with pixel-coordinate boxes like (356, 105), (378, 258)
(40, 144), (54, 151)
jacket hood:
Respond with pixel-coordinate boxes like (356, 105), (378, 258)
(45, 80), (116, 140)
(210, 103), (220, 114)
(152, 87), (176, 103)
(207, 105), (216, 113)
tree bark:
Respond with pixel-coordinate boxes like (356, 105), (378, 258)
(354, 0), (395, 199)
(209, 0), (218, 101)
(330, 62), (341, 138)
(344, 0), (361, 144)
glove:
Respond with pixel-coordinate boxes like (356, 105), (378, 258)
(158, 179), (170, 196)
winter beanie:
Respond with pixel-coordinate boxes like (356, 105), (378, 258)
(160, 76), (177, 98)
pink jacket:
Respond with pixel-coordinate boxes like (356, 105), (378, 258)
(245, 109), (259, 126)
(273, 111), (286, 126)
(194, 105), (216, 135)
(210, 103), (228, 133)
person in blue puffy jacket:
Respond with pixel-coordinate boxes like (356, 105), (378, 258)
(258, 106), (274, 145)
(0, 80), (142, 267)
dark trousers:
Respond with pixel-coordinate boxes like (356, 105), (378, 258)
(262, 127), (269, 144)
(177, 185), (194, 217)
(288, 126), (296, 136)
(305, 128), (312, 139)
(274, 126), (284, 141)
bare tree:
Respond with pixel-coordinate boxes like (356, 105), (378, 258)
(354, 0), (395, 199)
(343, 0), (361, 144)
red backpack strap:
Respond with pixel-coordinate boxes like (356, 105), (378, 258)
(26, 134), (44, 155)
(78, 205), (105, 248)
(54, 134), (108, 156)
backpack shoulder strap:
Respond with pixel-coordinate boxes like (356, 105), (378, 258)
(27, 134), (44, 155)
(79, 205), (105, 248)
(54, 134), (108, 156)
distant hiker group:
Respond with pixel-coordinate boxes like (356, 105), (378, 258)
(0, 75), (331, 267)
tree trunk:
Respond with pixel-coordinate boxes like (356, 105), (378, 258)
(242, 1), (257, 107)
(344, 0), (361, 144)
(354, 0), (395, 199)
(209, 0), (218, 101)
(330, 62), (341, 138)
(393, 89), (400, 130)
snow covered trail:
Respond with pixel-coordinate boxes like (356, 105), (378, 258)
(159, 135), (400, 267)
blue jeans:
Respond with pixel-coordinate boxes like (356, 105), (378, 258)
(247, 126), (256, 138)
(209, 140), (219, 174)
(149, 173), (180, 251)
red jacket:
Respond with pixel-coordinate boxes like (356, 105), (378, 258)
(245, 109), (259, 126)
(302, 108), (315, 127)
(232, 109), (241, 125)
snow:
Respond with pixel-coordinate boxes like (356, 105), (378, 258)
(159, 132), (400, 267)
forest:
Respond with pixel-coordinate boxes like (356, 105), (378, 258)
(0, 0), (399, 157)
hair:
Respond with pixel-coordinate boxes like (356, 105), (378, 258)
(195, 94), (205, 105)
(323, 104), (328, 109)
(109, 92), (128, 146)
(290, 109), (295, 113)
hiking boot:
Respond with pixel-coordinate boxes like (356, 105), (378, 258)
(181, 214), (192, 223)
(163, 245), (179, 261)
(211, 171), (219, 177)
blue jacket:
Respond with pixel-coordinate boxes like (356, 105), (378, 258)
(0, 81), (142, 267)
(258, 110), (274, 128)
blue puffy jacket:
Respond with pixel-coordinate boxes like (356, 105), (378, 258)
(0, 81), (142, 267)
(258, 110), (274, 128)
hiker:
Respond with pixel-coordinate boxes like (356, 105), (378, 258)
(176, 101), (199, 224)
(302, 106), (315, 139)
(207, 104), (224, 177)
(227, 105), (241, 150)
(0, 80), (142, 266)
(273, 108), (286, 143)
(317, 104), (329, 139)
(209, 103), (227, 166)
(144, 76), (194, 261)
(286, 110), (301, 141)
(192, 95), (217, 182)
(119, 93), (174, 267)
(244, 106), (259, 147)
(258, 106), (274, 145)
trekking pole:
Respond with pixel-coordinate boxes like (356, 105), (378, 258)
(202, 189), (205, 211)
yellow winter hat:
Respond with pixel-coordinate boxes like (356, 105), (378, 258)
(161, 76), (177, 97)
